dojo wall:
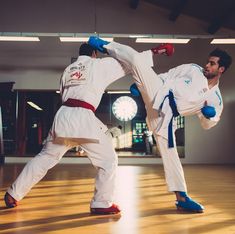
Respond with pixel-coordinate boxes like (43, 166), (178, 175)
(0, 0), (235, 163)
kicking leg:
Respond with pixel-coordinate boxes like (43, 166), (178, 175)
(89, 36), (162, 105)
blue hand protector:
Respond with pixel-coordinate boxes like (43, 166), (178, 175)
(88, 36), (109, 53)
(176, 192), (204, 213)
(130, 83), (141, 96)
(201, 105), (216, 119)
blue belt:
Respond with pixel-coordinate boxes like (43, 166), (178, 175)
(159, 90), (180, 148)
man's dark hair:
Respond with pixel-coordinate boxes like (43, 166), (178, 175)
(79, 43), (97, 56)
(209, 48), (232, 73)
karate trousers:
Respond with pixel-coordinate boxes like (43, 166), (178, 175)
(105, 42), (187, 192)
(7, 130), (117, 208)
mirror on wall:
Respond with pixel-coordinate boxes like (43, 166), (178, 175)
(0, 90), (185, 158)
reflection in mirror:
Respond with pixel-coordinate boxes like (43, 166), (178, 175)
(0, 90), (184, 158)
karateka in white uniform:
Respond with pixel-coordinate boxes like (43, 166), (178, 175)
(4, 43), (129, 214)
(88, 36), (232, 212)
(106, 125), (122, 138)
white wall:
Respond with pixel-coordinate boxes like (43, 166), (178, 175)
(0, 70), (61, 90)
(184, 99), (235, 164)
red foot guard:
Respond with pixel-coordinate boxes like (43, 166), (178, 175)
(90, 204), (121, 215)
(4, 192), (18, 208)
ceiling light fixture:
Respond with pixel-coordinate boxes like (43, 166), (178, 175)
(136, 38), (190, 44)
(128, 35), (150, 38)
(60, 37), (113, 42)
(0, 36), (40, 41)
(59, 37), (89, 42)
(27, 101), (43, 111)
(100, 37), (113, 42)
(210, 39), (235, 44)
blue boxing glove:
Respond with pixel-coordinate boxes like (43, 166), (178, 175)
(88, 36), (109, 53)
(130, 83), (141, 96)
(201, 105), (216, 119)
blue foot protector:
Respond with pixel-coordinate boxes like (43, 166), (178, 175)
(88, 36), (109, 53)
(130, 83), (141, 96)
(176, 192), (204, 213)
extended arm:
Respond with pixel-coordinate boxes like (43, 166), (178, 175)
(197, 96), (223, 129)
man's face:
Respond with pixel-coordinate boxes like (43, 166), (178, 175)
(203, 56), (224, 79)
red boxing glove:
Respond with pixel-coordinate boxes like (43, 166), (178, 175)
(151, 43), (174, 56)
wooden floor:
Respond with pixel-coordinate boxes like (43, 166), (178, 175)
(0, 164), (235, 234)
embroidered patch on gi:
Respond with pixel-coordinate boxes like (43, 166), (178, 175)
(184, 79), (191, 84)
(198, 88), (208, 95)
(64, 63), (88, 87)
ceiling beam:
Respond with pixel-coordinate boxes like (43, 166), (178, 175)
(207, 5), (235, 34)
(129, 0), (140, 9)
(169, 0), (188, 21)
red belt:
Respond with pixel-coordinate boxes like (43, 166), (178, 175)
(63, 98), (96, 112)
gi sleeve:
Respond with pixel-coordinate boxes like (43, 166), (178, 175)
(197, 112), (220, 129)
(157, 64), (190, 82)
(59, 70), (66, 96)
(197, 89), (223, 130)
(99, 57), (131, 85)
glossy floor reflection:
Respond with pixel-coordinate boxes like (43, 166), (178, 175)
(0, 164), (235, 234)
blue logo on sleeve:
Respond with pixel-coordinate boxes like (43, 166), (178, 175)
(215, 91), (222, 106)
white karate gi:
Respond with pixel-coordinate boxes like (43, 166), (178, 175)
(104, 42), (223, 192)
(7, 55), (128, 208)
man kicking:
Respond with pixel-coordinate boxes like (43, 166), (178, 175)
(88, 36), (232, 213)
